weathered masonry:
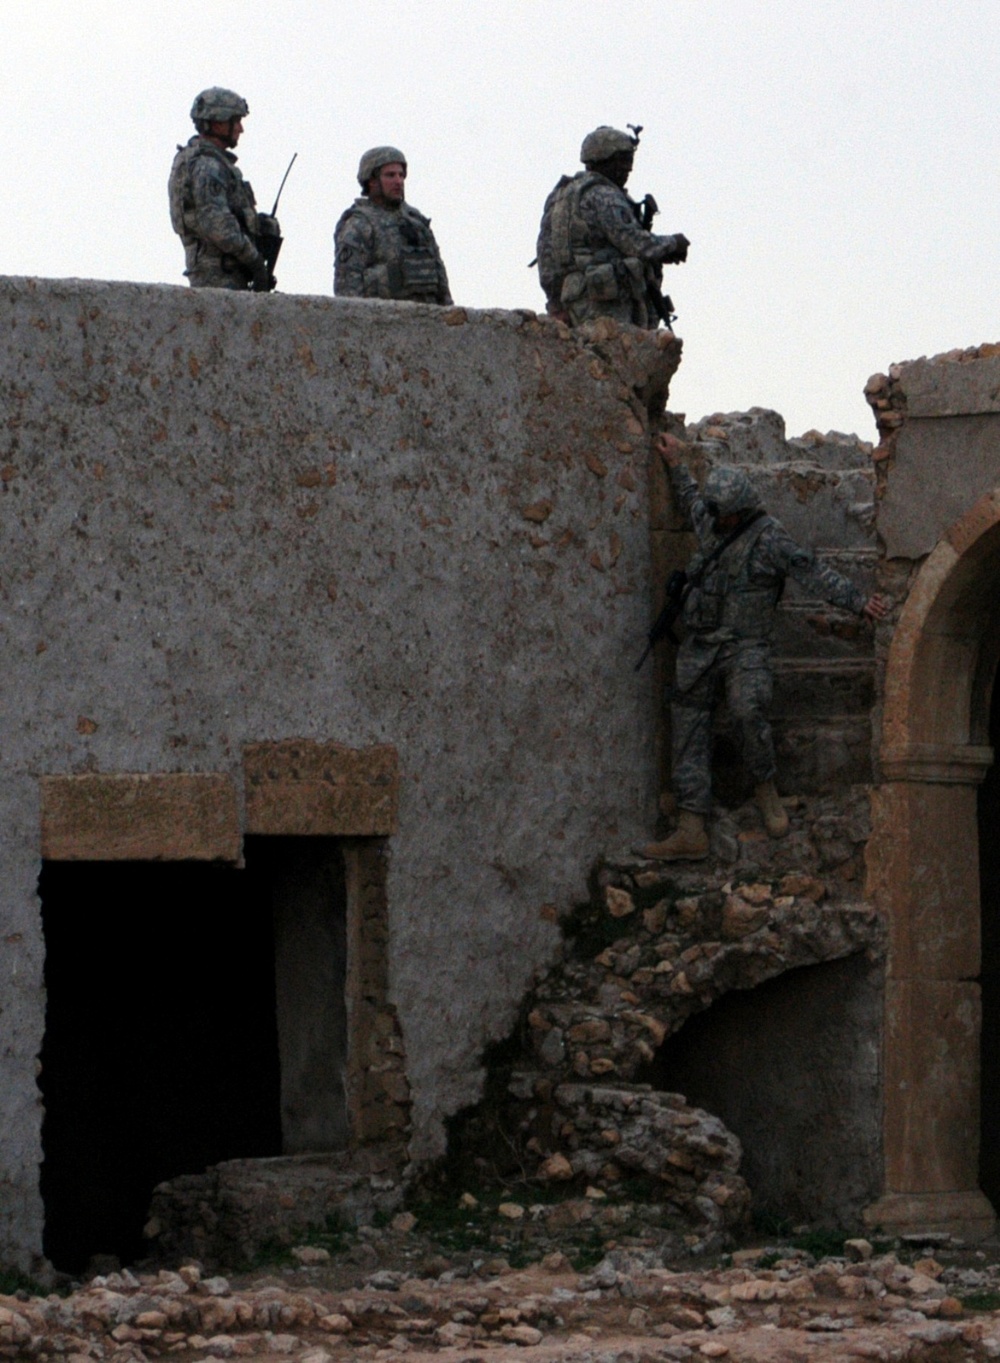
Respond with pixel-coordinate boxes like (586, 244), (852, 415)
(4, 274), (1000, 1270)
(0, 278), (675, 1270)
(863, 347), (1000, 1241)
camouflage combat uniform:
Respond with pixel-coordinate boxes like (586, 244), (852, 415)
(168, 137), (262, 289)
(667, 461), (868, 814)
(333, 200), (452, 304)
(536, 172), (684, 327)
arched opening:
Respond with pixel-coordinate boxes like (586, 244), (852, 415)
(979, 668), (1000, 1208)
(866, 494), (1000, 1238)
(636, 955), (882, 1227)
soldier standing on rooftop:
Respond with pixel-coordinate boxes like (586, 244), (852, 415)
(168, 88), (279, 292)
(536, 125), (689, 327)
(637, 432), (890, 862)
(334, 147), (452, 304)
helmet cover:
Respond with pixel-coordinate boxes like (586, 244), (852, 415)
(703, 465), (761, 518)
(191, 87), (249, 124)
(357, 145), (407, 187)
(579, 125), (636, 165)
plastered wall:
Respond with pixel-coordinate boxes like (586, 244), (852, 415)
(0, 277), (678, 1263)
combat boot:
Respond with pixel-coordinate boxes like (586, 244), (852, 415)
(755, 780), (789, 838)
(635, 810), (709, 862)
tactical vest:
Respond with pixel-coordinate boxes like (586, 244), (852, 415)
(342, 202), (443, 301)
(682, 516), (784, 639)
(539, 173), (597, 277)
(168, 139), (258, 242)
(538, 172), (644, 310)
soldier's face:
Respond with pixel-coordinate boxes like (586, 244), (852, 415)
(208, 116), (243, 149)
(603, 152), (633, 188)
(370, 163), (406, 206)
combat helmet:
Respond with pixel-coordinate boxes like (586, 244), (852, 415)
(191, 88), (249, 127)
(580, 125), (637, 166)
(358, 146), (407, 189)
(703, 465), (762, 518)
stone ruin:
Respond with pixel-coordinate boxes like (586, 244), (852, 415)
(1, 275), (1000, 1275)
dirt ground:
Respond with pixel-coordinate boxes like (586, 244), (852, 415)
(10, 1207), (1000, 1363)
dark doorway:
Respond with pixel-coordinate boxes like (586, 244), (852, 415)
(38, 838), (348, 1274)
(634, 955), (882, 1226)
(979, 683), (1000, 1209)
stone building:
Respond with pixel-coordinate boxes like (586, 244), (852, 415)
(0, 275), (998, 1271)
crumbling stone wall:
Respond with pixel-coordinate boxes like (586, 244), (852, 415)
(442, 408), (888, 1235)
(860, 343), (1000, 1239)
(450, 795), (884, 1232)
(0, 278), (679, 1266)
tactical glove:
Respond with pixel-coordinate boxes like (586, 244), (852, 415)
(249, 255), (274, 293)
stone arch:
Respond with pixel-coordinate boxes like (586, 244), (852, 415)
(865, 490), (1000, 1238)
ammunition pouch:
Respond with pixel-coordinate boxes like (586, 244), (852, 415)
(400, 253), (441, 297)
(560, 271), (586, 306)
(584, 261), (620, 302)
(683, 584), (723, 632)
(362, 263), (393, 298)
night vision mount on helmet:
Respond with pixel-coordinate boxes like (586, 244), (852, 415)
(579, 125), (639, 165)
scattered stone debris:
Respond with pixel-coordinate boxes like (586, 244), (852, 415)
(445, 792), (884, 1245)
(8, 1232), (1000, 1362)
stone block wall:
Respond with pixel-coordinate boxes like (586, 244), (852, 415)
(0, 277), (679, 1267)
(861, 343), (1000, 1239)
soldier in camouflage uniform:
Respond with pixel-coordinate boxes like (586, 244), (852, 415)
(168, 88), (278, 291)
(334, 147), (452, 304)
(638, 432), (889, 861)
(536, 126), (689, 327)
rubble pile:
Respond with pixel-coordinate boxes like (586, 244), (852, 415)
(535, 1085), (751, 1245)
(6, 1237), (1000, 1361)
(463, 795), (884, 1242)
(145, 1153), (404, 1270)
(525, 871), (879, 1083)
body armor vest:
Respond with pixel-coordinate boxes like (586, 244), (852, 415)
(682, 516), (783, 639)
(168, 139), (258, 241)
(341, 201), (442, 300)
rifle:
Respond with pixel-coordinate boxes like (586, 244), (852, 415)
(634, 569), (688, 671)
(249, 152), (297, 292)
(634, 510), (767, 670)
(628, 190), (678, 327)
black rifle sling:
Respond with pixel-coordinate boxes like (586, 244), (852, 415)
(689, 507), (767, 589)
(634, 507), (767, 671)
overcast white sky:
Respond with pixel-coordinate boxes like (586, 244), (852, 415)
(3, 0), (996, 437)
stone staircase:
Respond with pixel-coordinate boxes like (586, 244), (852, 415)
(651, 407), (879, 800)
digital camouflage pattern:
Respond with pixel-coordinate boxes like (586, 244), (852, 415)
(579, 125), (636, 163)
(168, 137), (263, 290)
(536, 171), (685, 327)
(333, 199), (452, 304)
(702, 464), (762, 517)
(667, 460), (869, 813)
(190, 88), (249, 126)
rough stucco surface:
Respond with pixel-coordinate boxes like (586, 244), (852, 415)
(0, 277), (670, 1264)
(893, 352), (1000, 419)
(879, 414), (1000, 560)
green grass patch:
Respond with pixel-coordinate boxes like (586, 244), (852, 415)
(238, 1238), (297, 1271)
(406, 1196), (496, 1257)
(568, 1229), (610, 1272)
(0, 1268), (50, 1298)
(961, 1291), (1000, 1313)
(789, 1229), (851, 1260)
